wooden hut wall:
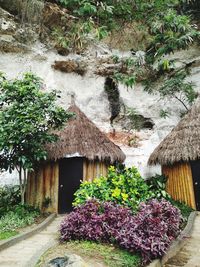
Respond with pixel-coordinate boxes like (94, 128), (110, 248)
(26, 162), (59, 213)
(83, 160), (108, 181)
(162, 163), (196, 209)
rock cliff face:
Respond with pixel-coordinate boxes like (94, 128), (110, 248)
(0, 3), (200, 185)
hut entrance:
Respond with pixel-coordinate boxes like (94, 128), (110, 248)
(191, 161), (200, 210)
(58, 157), (83, 213)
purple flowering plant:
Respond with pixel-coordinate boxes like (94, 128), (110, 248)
(60, 198), (182, 264)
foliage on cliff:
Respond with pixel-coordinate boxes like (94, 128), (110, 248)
(56, 0), (200, 59)
(0, 0), (199, 115)
(52, 0), (200, 111)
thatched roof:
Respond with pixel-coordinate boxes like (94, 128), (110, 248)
(148, 101), (200, 166)
(46, 104), (126, 163)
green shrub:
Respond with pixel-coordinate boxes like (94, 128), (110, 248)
(0, 230), (18, 240)
(73, 165), (153, 210)
(0, 185), (21, 217)
(0, 204), (40, 232)
(73, 164), (193, 221)
(146, 174), (171, 199)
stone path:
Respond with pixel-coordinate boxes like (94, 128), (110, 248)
(0, 216), (63, 267)
(164, 213), (200, 267)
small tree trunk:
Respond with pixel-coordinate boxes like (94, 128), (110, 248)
(18, 166), (24, 204)
(22, 168), (27, 205)
(18, 166), (27, 205)
(21, 189), (25, 205)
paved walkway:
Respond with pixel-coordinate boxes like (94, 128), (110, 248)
(164, 213), (200, 267)
(0, 217), (63, 267)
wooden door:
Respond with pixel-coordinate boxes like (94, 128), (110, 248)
(191, 160), (200, 210)
(58, 158), (83, 213)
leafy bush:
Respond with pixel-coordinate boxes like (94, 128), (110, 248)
(57, 0), (199, 56)
(0, 185), (21, 217)
(116, 199), (182, 264)
(60, 199), (182, 264)
(58, 0), (134, 26)
(146, 174), (171, 199)
(55, 0), (199, 93)
(61, 200), (132, 242)
(145, 70), (198, 112)
(73, 165), (153, 210)
(0, 204), (40, 232)
(147, 9), (200, 61)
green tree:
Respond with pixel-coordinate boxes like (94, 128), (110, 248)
(145, 70), (198, 111)
(0, 73), (72, 204)
(146, 9), (200, 63)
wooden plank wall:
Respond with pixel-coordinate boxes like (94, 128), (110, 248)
(26, 162), (59, 213)
(162, 163), (196, 209)
(83, 160), (108, 182)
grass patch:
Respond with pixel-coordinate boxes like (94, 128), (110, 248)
(67, 241), (141, 267)
(0, 230), (18, 240)
(36, 241), (141, 267)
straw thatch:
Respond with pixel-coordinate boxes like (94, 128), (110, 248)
(148, 101), (200, 166)
(46, 104), (126, 163)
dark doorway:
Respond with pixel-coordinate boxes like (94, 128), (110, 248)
(58, 157), (83, 213)
(191, 160), (200, 210)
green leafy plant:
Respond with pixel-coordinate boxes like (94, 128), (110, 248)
(73, 165), (153, 210)
(0, 185), (21, 217)
(42, 197), (52, 209)
(95, 26), (109, 40)
(158, 59), (175, 73)
(0, 230), (18, 240)
(58, 0), (199, 54)
(146, 174), (171, 199)
(112, 55), (120, 64)
(52, 19), (96, 53)
(145, 70), (198, 112)
(159, 109), (170, 119)
(147, 9), (200, 62)
(113, 73), (136, 88)
(0, 204), (40, 232)
(55, 0), (199, 90)
(51, 28), (70, 51)
(0, 72), (73, 204)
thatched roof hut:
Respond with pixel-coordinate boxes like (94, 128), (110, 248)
(149, 103), (200, 166)
(46, 104), (126, 163)
(27, 104), (126, 214)
(148, 101), (200, 210)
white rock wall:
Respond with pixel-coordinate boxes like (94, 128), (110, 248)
(1, 44), (200, 185)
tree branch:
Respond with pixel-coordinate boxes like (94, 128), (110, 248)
(174, 95), (189, 111)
